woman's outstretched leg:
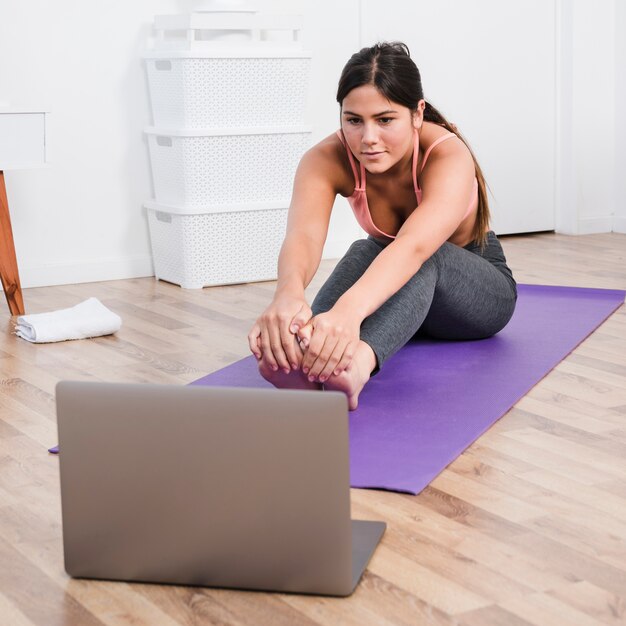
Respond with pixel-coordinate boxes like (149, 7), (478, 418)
(310, 237), (406, 408)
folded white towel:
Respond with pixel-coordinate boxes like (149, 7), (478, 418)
(14, 297), (122, 343)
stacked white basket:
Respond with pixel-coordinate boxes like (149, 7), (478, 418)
(143, 2), (312, 288)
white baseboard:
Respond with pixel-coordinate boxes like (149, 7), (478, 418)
(577, 216), (614, 235)
(7, 216), (621, 292)
(613, 215), (626, 233)
(11, 254), (155, 290)
(5, 241), (361, 292)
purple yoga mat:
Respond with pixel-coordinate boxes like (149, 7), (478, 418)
(190, 284), (625, 494)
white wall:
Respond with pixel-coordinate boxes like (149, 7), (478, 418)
(0, 1), (623, 290)
(555, 0), (577, 235)
(0, 0), (182, 288)
(570, 0), (615, 234)
(361, 0), (557, 236)
(295, 0), (364, 258)
(557, 0), (623, 235)
(0, 0), (364, 289)
(614, 0), (626, 233)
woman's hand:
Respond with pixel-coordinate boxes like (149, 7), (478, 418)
(297, 303), (362, 382)
(248, 294), (312, 374)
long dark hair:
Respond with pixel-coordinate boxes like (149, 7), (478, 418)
(336, 41), (490, 248)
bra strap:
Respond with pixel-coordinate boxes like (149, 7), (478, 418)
(419, 133), (457, 174)
(411, 127), (420, 192)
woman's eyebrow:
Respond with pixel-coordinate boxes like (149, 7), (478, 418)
(342, 109), (398, 117)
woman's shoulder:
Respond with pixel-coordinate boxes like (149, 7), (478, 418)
(420, 121), (458, 150)
(419, 122), (473, 172)
(307, 130), (346, 160)
(299, 131), (355, 197)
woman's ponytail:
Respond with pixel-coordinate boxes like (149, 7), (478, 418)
(424, 102), (490, 249)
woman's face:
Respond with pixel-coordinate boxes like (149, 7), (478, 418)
(341, 84), (425, 175)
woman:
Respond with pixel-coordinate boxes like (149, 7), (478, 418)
(247, 41), (517, 410)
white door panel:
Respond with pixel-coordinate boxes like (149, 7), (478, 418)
(361, 0), (556, 234)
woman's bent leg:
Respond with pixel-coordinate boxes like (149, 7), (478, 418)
(359, 232), (517, 371)
(308, 232), (517, 406)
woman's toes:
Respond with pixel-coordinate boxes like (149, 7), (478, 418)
(258, 359), (275, 382)
(258, 357), (321, 391)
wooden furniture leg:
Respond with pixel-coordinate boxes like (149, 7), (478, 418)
(0, 171), (25, 316)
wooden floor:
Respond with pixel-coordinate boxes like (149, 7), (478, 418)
(1, 231), (625, 626)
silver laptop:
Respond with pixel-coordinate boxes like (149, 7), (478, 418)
(56, 381), (385, 596)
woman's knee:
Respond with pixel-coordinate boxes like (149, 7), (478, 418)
(426, 241), (463, 271)
(346, 237), (383, 258)
(487, 295), (517, 336)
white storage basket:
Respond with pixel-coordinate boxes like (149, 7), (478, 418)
(144, 52), (311, 128)
(146, 201), (288, 288)
(145, 126), (310, 208)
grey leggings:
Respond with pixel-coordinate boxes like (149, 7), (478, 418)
(311, 231), (517, 374)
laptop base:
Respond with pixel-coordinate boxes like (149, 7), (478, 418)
(350, 519), (386, 595)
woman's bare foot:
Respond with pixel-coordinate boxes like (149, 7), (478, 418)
(258, 335), (321, 391)
(323, 341), (376, 410)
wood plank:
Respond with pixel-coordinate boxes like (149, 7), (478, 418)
(0, 592), (36, 626)
(500, 429), (626, 481)
(0, 535), (104, 626)
(500, 592), (606, 626)
(547, 580), (626, 626)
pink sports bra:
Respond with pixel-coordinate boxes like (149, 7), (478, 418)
(335, 127), (479, 240)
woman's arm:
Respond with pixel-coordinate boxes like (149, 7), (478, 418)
(300, 136), (476, 380)
(248, 142), (340, 372)
(274, 151), (334, 300)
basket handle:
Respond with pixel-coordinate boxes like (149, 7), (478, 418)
(154, 60), (172, 71)
(156, 136), (173, 147)
(155, 211), (172, 223)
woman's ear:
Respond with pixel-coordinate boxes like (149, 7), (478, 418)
(413, 99), (426, 129)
